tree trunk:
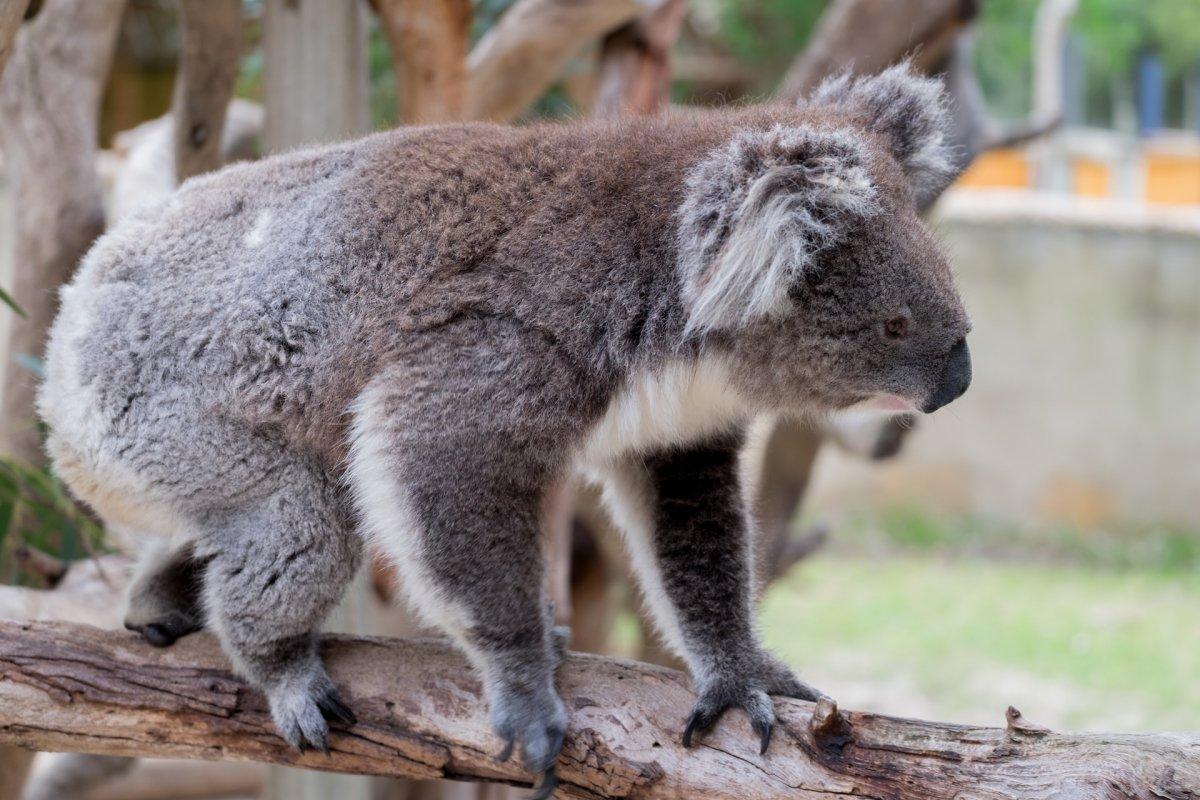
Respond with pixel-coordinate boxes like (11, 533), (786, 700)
(171, 0), (242, 182)
(775, 0), (976, 104)
(0, 3), (125, 790)
(2, 621), (1197, 800)
(261, 7), (373, 799)
(466, 0), (658, 122)
(0, 0), (125, 467)
(372, 0), (472, 124)
(0, 0), (31, 76)
(263, 0), (369, 151)
(592, 0), (687, 119)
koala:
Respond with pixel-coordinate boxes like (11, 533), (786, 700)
(38, 64), (970, 796)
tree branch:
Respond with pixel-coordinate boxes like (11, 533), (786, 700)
(371, 0), (472, 124)
(592, 0), (687, 119)
(1, 621), (1196, 799)
(466, 0), (659, 122)
(776, 0), (976, 104)
(171, 0), (242, 182)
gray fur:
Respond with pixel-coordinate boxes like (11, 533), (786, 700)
(807, 63), (957, 207)
(39, 65), (970, 781)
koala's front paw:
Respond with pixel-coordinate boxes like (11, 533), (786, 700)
(493, 682), (568, 800)
(683, 655), (824, 755)
(758, 653), (824, 703)
(267, 667), (357, 755)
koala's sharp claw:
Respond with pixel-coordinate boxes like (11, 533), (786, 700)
(682, 708), (711, 748)
(753, 717), (773, 755)
(497, 731), (517, 763)
(529, 768), (559, 800)
(317, 690), (357, 726)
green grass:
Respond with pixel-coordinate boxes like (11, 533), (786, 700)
(761, 554), (1200, 731)
(831, 505), (1200, 574)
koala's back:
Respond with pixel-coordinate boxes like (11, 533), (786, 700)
(37, 112), (772, 530)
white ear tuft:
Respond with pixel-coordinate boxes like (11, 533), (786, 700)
(809, 63), (955, 206)
(677, 125), (877, 335)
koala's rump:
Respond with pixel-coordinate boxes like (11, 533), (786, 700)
(38, 142), (376, 530)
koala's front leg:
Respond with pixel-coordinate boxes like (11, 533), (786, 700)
(600, 435), (823, 754)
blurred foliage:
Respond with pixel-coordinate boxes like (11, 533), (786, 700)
(0, 457), (106, 586)
(368, 24), (399, 131)
(974, 0), (1037, 121)
(1076, 0), (1200, 75)
(0, 287), (25, 319)
(712, 0), (828, 89)
(977, 0), (1200, 122)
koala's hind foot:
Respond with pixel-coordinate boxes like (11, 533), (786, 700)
(195, 460), (363, 753)
(683, 653), (824, 754)
(123, 539), (210, 647)
(259, 643), (358, 754)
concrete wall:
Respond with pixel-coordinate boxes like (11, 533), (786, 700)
(813, 190), (1200, 530)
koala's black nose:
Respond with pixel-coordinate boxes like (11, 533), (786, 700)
(923, 338), (971, 414)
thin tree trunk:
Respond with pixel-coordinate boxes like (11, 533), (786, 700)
(467, 0), (659, 122)
(0, 6), (123, 791)
(261, 7), (373, 799)
(171, 0), (242, 182)
(0, 0), (125, 467)
(372, 0), (471, 124)
(263, 0), (369, 152)
(3, 621), (1198, 800)
(775, 0), (976, 104)
(592, 0), (687, 119)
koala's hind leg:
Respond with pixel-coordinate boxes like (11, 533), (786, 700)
(194, 460), (362, 753)
(123, 538), (211, 647)
(348, 354), (575, 799)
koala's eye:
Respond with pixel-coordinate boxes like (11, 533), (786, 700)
(883, 315), (910, 340)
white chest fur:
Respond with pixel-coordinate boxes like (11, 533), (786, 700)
(580, 358), (749, 466)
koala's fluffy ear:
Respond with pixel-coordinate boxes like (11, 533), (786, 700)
(808, 63), (955, 206)
(677, 125), (877, 335)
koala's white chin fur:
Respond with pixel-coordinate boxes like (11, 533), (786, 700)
(578, 357), (748, 468)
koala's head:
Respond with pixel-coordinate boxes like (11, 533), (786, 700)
(676, 64), (971, 416)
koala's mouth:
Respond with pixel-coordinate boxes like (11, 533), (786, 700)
(843, 393), (920, 416)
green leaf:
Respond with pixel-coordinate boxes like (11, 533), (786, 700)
(0, 285), (25, 318)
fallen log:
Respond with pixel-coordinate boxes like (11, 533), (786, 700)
(1, 621), (1196, 799)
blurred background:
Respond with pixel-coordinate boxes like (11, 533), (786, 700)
(0, 1), (1198, 798)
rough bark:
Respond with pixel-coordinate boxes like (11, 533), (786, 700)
(371, 0), (472, 124)
(170, 0), (242, 182)
(0, 0), (126, 466)
(2, 621), (1198, 800)
(467, 0), (660, 122)
(592, 0), (687, 119)
(776, 0), (976, 104)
